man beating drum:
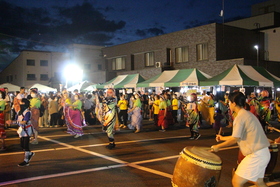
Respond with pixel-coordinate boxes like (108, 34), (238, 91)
(211, 92), (270, 187)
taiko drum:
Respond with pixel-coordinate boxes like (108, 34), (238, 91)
(172, 146), (222, 187)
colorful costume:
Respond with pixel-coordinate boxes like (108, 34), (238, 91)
(30, 97), (41, 131)
(158, 100), (168, 129)
(129, 98), (142, 131)
(258, 91), (271, 132)
(0, 100), (7, 139)
(275, 97), (280, 123)
(184, 100), (200, 139)
(247, 97), (260, 118)
(16, 98), (35, 167)
(65, 99), (85, 136)
(166, 99), (174, 125)
(102, 96), (118, 149)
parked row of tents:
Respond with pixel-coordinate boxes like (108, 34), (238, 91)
(0, 83), (57, 92)
(2, 64), (279, 93)
(85, 64), (280, 91)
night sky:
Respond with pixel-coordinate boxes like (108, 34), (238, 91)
(0, 0), (268, 70)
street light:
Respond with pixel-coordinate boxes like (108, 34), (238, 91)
(254, 45), (259, 67)
(63, 64), (83, 89)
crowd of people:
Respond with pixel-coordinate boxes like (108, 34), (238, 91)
(0, 86), (280, 175)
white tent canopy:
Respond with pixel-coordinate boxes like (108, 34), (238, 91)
(27, 83), (57, 93)
(0, 83), (21, 92)
(67, 81), (96, 92)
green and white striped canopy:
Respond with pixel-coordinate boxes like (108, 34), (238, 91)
(200, 64), (279, 87)
(137, 68), (211, 87)
(96, 74), (145, 89)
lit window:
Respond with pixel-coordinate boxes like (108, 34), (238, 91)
(112, 57), (125, 70)
(40, 74), (49, 81)
(27, 74), (36, 80)
(27, 59), (35, 66)
(40, 60), (48, 66)
(145, 52), (155, 66)
(197, 43), (208, 61)
(175, 46), (189, 63)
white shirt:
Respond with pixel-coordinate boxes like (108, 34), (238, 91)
(232, 108), (270, 156)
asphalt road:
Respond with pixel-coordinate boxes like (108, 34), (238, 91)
(1, 119), (280, 187)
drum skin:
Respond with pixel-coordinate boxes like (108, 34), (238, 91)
(237, 144), (278, 176)
(172, 146), (222, 187)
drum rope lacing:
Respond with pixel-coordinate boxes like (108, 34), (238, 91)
(182, 150), (222, 167)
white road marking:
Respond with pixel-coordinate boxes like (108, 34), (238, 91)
(0, 164), (125, 186)
(2, 130), (278, 186)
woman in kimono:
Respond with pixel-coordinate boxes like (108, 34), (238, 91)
(29, 89), (41, 144)
(66, 94), (86, 138)
(128, 93), (142, 133)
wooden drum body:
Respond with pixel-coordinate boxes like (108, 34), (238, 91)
(172, 146), (222, 187)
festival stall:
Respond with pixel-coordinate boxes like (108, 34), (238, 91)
(200, 64), (276, 87)
(67, 81), (96, 92)
(27, 83), (57, 93)
(136, 68), (211, 93)
(96, 73), (145, 89)
(137, 68), (211, 87)
(0, 83), (21, 92)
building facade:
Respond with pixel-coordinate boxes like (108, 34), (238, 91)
(102, 23), (263, 80)
(0, 44), (106, 89)
(0, 50), (71, 88)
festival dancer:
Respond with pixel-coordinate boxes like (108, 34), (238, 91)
(128, 93), (142, 133)
(211, 91), (270, 187)
(182, 93), (200, 140)
(97, 88), (118, 149)
(164, 94), (174, 126)
(258, 90), (271, 133)
(275, 97), (280, 123)
(29, 89), (41, 144)
(0, 89), (7, 150)
(247, 92), (260, 118)
(16, 98), (35, 167)
(157, 95), (168, 132)
(63, 91), (85, 138)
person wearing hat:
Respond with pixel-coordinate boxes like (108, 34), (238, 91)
(128, 92), (142, 133)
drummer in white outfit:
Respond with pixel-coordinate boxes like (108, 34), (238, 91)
(211, 91), (270, 187)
